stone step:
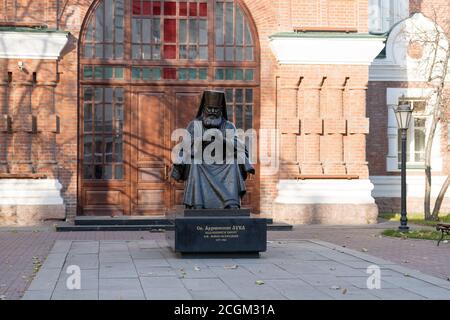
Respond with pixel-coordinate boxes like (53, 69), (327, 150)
(56, 221), (293, 232)
(75, 216), (168, 226)
(56, 223), (170, 232)
(75, 215), (275, 226)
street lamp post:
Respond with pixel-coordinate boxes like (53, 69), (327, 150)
(393, 101), (413, 232)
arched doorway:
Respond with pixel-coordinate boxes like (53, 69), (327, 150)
(78, 0), (260, 216)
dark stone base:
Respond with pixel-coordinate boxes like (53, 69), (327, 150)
(166, 209), (267, 256)
(179, 252), (260, 259)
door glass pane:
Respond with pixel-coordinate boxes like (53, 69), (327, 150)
(94, 165), (103, 179)
(225, 47), (234, 61)
(115, 165), (123, 179)
(115, 135), (123, 162)
(83, 87), (124, 181)
(199, 46), (208, 60)
(95, 2), (104, 42)
(84, 135), (93, 162)
(143, 45), (151, 59)
(152, 19), (161, 42)
(199, 20), (207, 45)
(84, 44), (94, 58)
(189, 2), (197, 16)
(235, 105), (243, 129)
(245, 105), (253, 130)
(115, 45), (124, 58)
(132, 18), (141, 42)
(143, 1), (151, 15)
(235, 69), (243, 80)
(164, 19), (176, 42)
(245, 89), (253, 103)
(153, 1), (161, 15)
(180, 2), (188, 16)
(104, 104), (113, 133)
(236, 89), (243, 103)
(179, 19), (187, 44)
(236, 47), (243, 61)
(189, 19), (198, 44)
(245, 23), (253, 45)
(105, 136), (114, 162)
(95, 136), (103, 162)
(164, 1), (176, 15)
(84, 165), (94, 179)
(132, 45), (141, 59)
(236, 7), (244, 45)
(199, 3), (207, 16)
(143, 19), (151, 43)
(188, 47), (197, 59)
(215, 3), (224, 45)
(105, 0), (114, 42)
(104, 165), (112, 180)
(225, 3), (233, 45)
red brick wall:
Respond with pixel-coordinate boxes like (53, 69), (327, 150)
(0, 0), (377, 219)
(290, 0), (368, 31)
(1, 0), (58, 27)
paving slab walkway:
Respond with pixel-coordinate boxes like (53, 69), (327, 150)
(21, 239), (450, 300)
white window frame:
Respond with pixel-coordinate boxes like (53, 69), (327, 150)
(386, 88), (442, 172)
(397, 98), (427, 167)
(369, 0), (409, 34)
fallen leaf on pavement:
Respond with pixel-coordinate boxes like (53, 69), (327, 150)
(341, 288), (348, 295)
(255, 280), (265, 285)
(330, 286), (340, 290)
(224, 265), (238, 270)
(361, 248), (368, 252)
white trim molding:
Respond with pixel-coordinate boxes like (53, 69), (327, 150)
(0, 31), (69, 60)
(386, 88), (442, 172)
(274, 179), (376, 204)
(370, 13), (450, 81)
(0, 179), (64, 205)
(269, 35), (385, 65)
(371, 175), (450, 198)
(368, 0), (409, 34)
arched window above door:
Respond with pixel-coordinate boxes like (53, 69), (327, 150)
(84, 0), (125, 59)
(82, 0), (256, 62)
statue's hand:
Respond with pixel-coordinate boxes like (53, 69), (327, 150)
(171, 166), (183, 182)
(239, 164), (255, 181)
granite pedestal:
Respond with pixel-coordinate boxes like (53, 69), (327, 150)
(165, 209), (267, 257)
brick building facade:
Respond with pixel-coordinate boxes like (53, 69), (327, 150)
(0, 0), (448, 226)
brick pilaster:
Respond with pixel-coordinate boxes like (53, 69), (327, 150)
(278, 78), (300, 178)
(321, 76), (346, 175)
(299, 76), (323, 174)
(345, 79), (370, 178)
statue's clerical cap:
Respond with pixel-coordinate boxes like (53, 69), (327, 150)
(196, 90), (228, 120)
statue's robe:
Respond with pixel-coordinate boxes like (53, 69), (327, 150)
(172, 120), (254, 209)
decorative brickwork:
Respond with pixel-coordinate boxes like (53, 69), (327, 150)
(3, 0), (446, 224)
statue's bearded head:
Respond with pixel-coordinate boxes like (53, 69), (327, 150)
(202, 105), (223, 128)
(200, 91), (226, 128)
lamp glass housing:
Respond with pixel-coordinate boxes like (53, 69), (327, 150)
(394, 103), (413, 130)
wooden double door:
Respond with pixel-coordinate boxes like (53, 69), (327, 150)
(79, 86), (258, 216)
